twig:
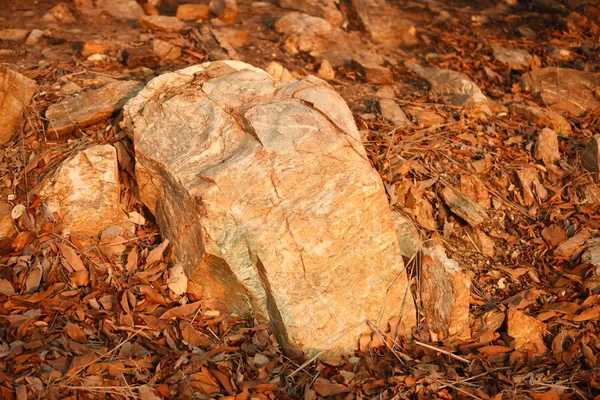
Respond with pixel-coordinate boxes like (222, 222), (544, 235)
(413, 340), (471, 364)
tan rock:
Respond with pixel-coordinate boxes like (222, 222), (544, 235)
(351, 0), (417, 46)
(324, 29), (385, 68)
(277, 0), (343, 26)
(362, 64), (393, 85)
(81, 41), (120, 57)
(582, 134), (600, 173)
(516, 166), (546, 206)
(582, 238), (600, 276)
(0, 29), (29, 43)
(0, 202), (15, 239)
(420, 245), (471, 341)
(139, 15), (186, 33)
(210, 0), (238, 24)
(317, 59), (335, 81)
(41, 2), (77, 23)
(124, 61), (417, 355)
(0, 67), (37, 146)
(492, 46), (532, 69)
(37, 145), (133, 238)
(410, 108), (445, 127)
(521, 68), (600, 115)
(440, 186), (488, 226)
(511, 103), (572, 136)
(25, 29), (44, 46)
(176, 4), (210, 20)
(507, 308), (545, 350)
(153, 39), (181, 60)
(378, 99), (410, 127)
(97, 0), (146, 20)
(275, 12), (332, 56)
(265, 62), (294, 83)
(534, 128), (560, 166)
(46, 80), (143, 137)
(214, 27), (248, 48)
(391, 211), (421, 259)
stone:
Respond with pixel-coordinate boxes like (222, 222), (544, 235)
(521, 68), (600, 115)
(0, 202), (15, 239)
(46, 80), (143, 137)
(378, 99), (410, 127)
(409, 109), (445, 127)
(362, 65), (393, 85)
(554, 229), (591, 259)
(582, 135), (600, 173)
(210, 0), (238, 24)
(317, 59), (335, 81)
(0, 29), (29, 43)
(139, 15), (186, 33)
(516, 166), (546, 206)
(41, 2), (76, 23)
(37, 145), (133, 238)
(214, 27), (249, 48)
(25, 29), (44, 46)
(81, 41), (120, 57)
(0, 67), (37, 146)
(406, 63), (490, 114)
(97, 0), (146, 20)
(153, 39), (181, 60)
(277, 0), (343, 26)
(265, 62), (295, 83)
(122, 48), (160, 69)
(533, 128), (560, 166)
(440, 187), (488, 226)
(124, 60), (417, 355)
(176, 4), (210, 21)
(275, 13), (332, 56)
(420, 245), (471, 341)
(492, 46), (532, 69)
(506, 309), (545, 350)
(351, 0), (417, 46)
(582, 238), (600, 276)
(511, 103), (572, 136)
(324, 29), (384, 68)
(391, 211), (421, 259)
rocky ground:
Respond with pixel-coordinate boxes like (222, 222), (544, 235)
(1, 0), (600, 398)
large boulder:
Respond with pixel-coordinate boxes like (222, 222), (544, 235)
(124, 61), (416, 355)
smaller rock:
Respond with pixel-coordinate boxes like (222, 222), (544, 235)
(492, 46), (532, 69)
(214, 27), (248, 48)
(0, 67), (37, 146)
(533, 128), (560, 166)
(516, 166), (544, 206)
(352, 0), (417, 47)
(420, 244), (471, 341)
(440, 186), (488, 226)
(46, 80), (143, 137)
(317, 59), (335, 80)
(410, 109), (445, 127)
(122, 47), (160, 69)
(176, 4), (210, 21)
(582, 238), (600, 276)
(507, 308), (545, 350)
(277, 0), (343, 26)
(25, 29), (44, 46)
(153, 39), (181, 60)
(0, 29), (29, 43)
(376, 86), (395, 99)
(378, 99), (410, 127)
(265, 62), (294, 82)
(139, 15), (186, 33)
(210, 0), (238, 24)
(0, 202), (15, 239)
(81, 41), (120, 57)
(275, 12), (332, 56)
(41, 2), (76, 23)
(391, 211), (421, 259)
(61, 81), (83, 93)
(582, 135), (600, 173)
(511, 104), (572, 136)
(554, 229), (591, 258)
(360, 64), (393, 85)
(96, 0), (146, 20)
(541, 224), (567, 248)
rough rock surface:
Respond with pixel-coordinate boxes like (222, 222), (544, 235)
(277, 0), (343, 26)
(41, 2), (77, 23)
(37, 145), (133, 238)
(352, 0), (417, 46)
(275, 13), (332, 56)
(521, 68), (600, 115)
(440, 187), (488, 226)
(0, 67), (37, 146)
(96, 0), (146, 20)
(492, 46), (532, 69)
(379, 99), (410, 127)
(511, 103), (572, 136)
(0, 29), (29, 42)
(139, 15), (186, 32)
(420, 245), (471, 341)
(534, 128), (560, 166)
(176, 4), (210, 21)
(210, 0), (238, 24)
(124, 60), (417, 355)
(46, 80), (142, 137)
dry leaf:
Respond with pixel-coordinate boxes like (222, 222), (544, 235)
(145, 239), (170, 266)
(314, 382), (351, 397)
(57, 243), (86, 272)
(168, 264), (188, 295)
(180, 321), (212, 347)
(0, 279), (15, 296)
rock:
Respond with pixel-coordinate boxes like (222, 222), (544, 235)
(265, 62), (294, 82)
(554, 229), (591, 258)
(507, 309), (545, 350)
(46, 80), (143, 137)
(420, 245), (471, 341)
(409, 109), (445, 127)
(440, 187), (488, 226)
(0, 202), (15, 239)
(324, 29), (384, 68)
(214, 27), (248, 48)
(122, 47), (160, 69)
(96, 0), (146, 20)
(25, 29), (44, 46)
(516, 166), (546, 206)
(378, 99), (410, 127)
(533, 128), (560, 166)
(582, 238), (600, 276)
(492, 46), (532, 69)
(460, 175), (490, 209)
(275, 13), (332, 56)
(582, 135), (600, 173)
(176, 4), (210, 20)
(139, 15), (186, 33)
(210, 0), (238, 24)
(541, 224), (567, 248)
(391, 211), (421, 259)
(317, 59), (335, 81)
(511, 104), (572, 136)
(0, 29), (29, 43)
(351, 0), (417, 46)
(41, 2), (76, 23)
(81, 41), (120, 57)
(0, 67), (37, 146)
(277, 0), (343, 26)
(406, 63), (490, 114)
(360, 64), (393, 85)
(153, 39), (181, 60)
(37, 145), (133, 238)
(521, 68), (600, 116)
(124, 60), (417, 355)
